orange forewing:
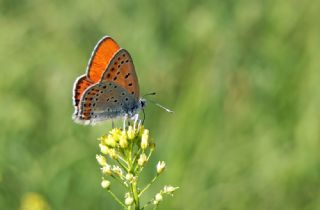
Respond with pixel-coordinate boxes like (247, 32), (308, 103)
(86, 36), (120, 82)
(100, 49), (140, 99)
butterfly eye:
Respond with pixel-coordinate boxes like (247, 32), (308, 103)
(128, 83), (132, 86)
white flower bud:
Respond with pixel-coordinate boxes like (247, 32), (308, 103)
(96, 154), (107, 166)
(156, 161), (166, 174)
(125, 196), (134, 205)
(112, 165), (123, 177)
(155, 193), (163, 202)
(141, 129), (149, 150)
(125, 173), (134, 182)
(101, 164), (112, 175)
(101, 179), (111, 189)
(99, 144), (108, 155)
(108, 148), (118, 159)
(138, 153), (147, 166)
(163, 185), (179, 195)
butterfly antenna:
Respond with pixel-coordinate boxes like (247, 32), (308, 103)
(142, 108), (146, 124)
(148, 99), (174, 113)
(143, 92), (157, 97)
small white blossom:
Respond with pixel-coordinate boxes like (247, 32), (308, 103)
(125, 173), (134, 182)
(125, 197), (133, 205)
(99, 144), (108, 155)
(101, 164), (112, 175)
(138, 153), (147, 166)
(163, 185), (179, 195)
(112, 165), (123, 177)
(101, 179), (111, 189)
(108, 148), (118, 159)
(96, 154), (107, 166)
(141, 129), (149, 149)
(156, 161), (166, 174)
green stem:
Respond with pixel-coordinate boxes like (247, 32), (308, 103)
(107, 189), (126, 209)
(132, 181), (140, 210)
(116, 158), (129, 172)
(139, 175), (158, 197)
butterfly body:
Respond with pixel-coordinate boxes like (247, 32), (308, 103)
(72, 36), (145, 125)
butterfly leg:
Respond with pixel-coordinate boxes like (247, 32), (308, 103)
(132, 114), (139, 130)
(137, 119), (142, 131)
(123, 114), (128, 131)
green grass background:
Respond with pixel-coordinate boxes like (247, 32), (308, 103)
(1, 0), (320, 209)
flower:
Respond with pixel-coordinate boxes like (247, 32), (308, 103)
(156, 161), (166, 174)
(141, 129), (149, 149)
(99, 143), (108, 155)
(125, 173), (134, 182)
(101, 179), (111, 189)
(104, 134), (117, 147)
(112, 165), (123, 177)
(153, 193), (163, 205)
(119, 132), (128, 148)
(109, 128), (122, 141)
(96, 154), (107, 166)
(108, 148), (118, 159)
(127, 126), (135, 140)
(101, 164), (112, 175)
(125, 193), (134, 206)
(163, 185), (179, 195)
(138, 153), (147, 166)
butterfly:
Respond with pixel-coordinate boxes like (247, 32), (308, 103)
(72, 36), (146, 126)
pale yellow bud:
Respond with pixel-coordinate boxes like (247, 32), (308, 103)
(99, 143), (108, 155)
(101, 164), (112, 175)
(125, 196), (134, 206)
(163, 185), (179, 194)
(105, 134), (117, 147)
(149, 142), (156, 151)
(96, 154), (107, 166)
(112, 165), (123, 177)
(141, 129), (149, 150)
(125, 173), (134, 182)
(101, 179), (111, 189)
(156, 161), (166, 174)
(127, 126), (135, 140)
(119, 132), (128, 148)
(139, 125), (145, 136)
(110, 128), (122, 142)
(155, 193), (163, 202)
(138, 153), (147, 166)
(108, 148), (118, 159)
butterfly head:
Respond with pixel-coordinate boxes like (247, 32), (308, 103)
(139, 98), (147, 109)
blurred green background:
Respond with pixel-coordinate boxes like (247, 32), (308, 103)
(1, 0), (320, 209)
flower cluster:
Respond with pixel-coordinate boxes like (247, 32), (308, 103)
(96, 125), (178, 210)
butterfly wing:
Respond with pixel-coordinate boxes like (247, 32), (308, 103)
(100, 49), (140, 99)
(73, 81), (139, 124)
(72, 36), (120, 116)
(73, 75), (93, 110)
(86, 36), (120, 82)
